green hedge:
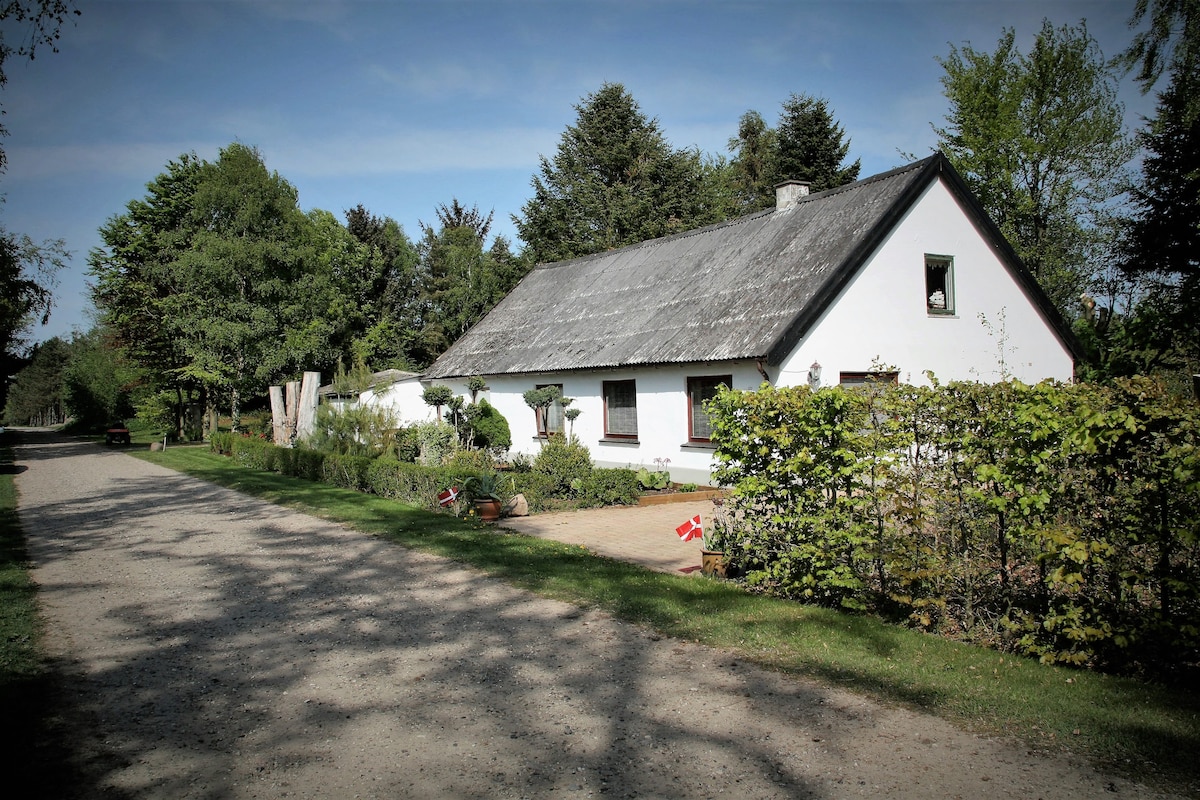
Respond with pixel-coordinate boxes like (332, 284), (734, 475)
(208, 432), (642, 516)
(707, 377), (1200, 677)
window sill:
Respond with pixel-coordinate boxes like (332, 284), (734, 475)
(926, 310), (958, 318)
(680, 441), (717, 450)
(599, 437), (640, 445)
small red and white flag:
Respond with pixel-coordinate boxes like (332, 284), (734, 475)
(437, 486), (460, 507)
(676, 513), (703, 541)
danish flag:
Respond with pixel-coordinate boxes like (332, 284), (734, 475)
(437, 486), (460, 507)
(675, 514), (703, 541)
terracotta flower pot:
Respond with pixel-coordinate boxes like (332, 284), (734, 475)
(700, 550), (727, 578)
(474, 498), (502, 521)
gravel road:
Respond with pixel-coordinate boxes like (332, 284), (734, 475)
(12, 432), (1182, 799)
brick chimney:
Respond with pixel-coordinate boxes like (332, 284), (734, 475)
(775, 179), (811, 211)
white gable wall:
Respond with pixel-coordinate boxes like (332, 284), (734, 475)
(777, 176), (1075, 387)
(358, 376), (438, 426)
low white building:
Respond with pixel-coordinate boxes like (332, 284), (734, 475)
(422, 154), (1082, 485)
(319, 369), (436, 426)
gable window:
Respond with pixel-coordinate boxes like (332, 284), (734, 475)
(603, 380), (638, 439)
(687, 375), (730, 443)
(925, 254), (955, 314)
(535, 383), (564, 437)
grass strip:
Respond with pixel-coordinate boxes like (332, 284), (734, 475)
(138, 445), (1198, 794)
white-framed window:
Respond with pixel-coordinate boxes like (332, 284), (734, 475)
(925, 254), (955, 314)
(687, 375), (730, 442)
(603, 379), (638, 439)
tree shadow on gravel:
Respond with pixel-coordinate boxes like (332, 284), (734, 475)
(12, 432), (857, 799)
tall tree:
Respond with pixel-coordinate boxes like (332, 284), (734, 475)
(933, 20), (1134, 315)
(91, 144), (345, 433)
(774, 94), (861, 192)
(515, 83), (720, 263)
(343, 204), (421, 369)
(1116, 61), (1200, 379)
(727, 110), (779, 212)
(1, 335), (68, 425)
(0, 229), (67, 410)
(413, 203), (529, 366)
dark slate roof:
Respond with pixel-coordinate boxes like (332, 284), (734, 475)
(424, 153), (1080, 380)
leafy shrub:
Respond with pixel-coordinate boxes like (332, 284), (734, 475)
(321, 453), (373, 491)
(468, 399), (511, 452)
(365, 458), (479, 509)
(210, 431), (234, 456)
(413, 421), (458, 466)
(308, 403), (399, 458)
(532, 436), (593, 496)
(577, 468), (641, 507)
(507, 471), (556, 513)
(708, 377), (1200, 677)
(447, 448), (495, 472)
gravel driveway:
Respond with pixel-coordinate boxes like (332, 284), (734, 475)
(13, 432), (1178, 799)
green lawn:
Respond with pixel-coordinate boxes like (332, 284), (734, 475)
(5, 440), (1197, 795)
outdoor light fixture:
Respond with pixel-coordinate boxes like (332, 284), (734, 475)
(808, 361), (822, 389)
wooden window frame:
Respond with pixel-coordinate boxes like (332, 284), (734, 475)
(687, 374), (731, 443)
(838, 371), (899, 387)
(602, 379), (638, 440)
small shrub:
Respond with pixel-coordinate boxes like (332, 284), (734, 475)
(468, 399), (512, 452)
(448, 448), (495, 472)
(577, 468), (641, 507)
(414, 421), (458, 466)
(533, 436), (593, 496)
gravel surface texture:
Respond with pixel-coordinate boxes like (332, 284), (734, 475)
(13, 432), (1182, 799)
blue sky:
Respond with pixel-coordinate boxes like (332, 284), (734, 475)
(0, 0), (1154, 343)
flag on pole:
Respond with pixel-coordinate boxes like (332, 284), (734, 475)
(437, 486), (460, 507)
(676, 513), (703, 541)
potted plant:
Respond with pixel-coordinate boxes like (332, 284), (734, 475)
(700, 505), (730, 578)
(464, 473), (507, 521)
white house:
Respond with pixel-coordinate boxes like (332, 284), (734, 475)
(319, 369), (437, 426)
(421, 154), (1082, 485)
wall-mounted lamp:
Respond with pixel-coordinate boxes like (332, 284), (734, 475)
(808, 361), (822, 390)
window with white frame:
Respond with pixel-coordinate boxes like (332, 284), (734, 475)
(925, 254), (955, 314)
(687, 375), (730, 442)
(603, 379), (638, 439)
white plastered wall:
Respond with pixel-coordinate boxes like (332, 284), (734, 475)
(777, 177), (1076, 387)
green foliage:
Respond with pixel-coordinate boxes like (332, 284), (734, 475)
(447, 447), (495, 472)
(709, 378), (1200, 677)
(413, 420), (458, 466)
(307, 402), (399, 458)
(1, 336), (68, 426)
(515, 83), (729, 263)
(0, 229), (68, 411)
(463, 471), (507, 502)
(1116, 60), (1200, 383)
(636, 466), (670, 490)
(421, 384), (453, 412)
(465, 398), (511, 453)
(532, 436), (594, 497)
(774, 93), (861, 191)
(933, 21), (1134, 315)
(576, 468), (641, 508)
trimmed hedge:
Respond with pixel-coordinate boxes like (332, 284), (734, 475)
(208, 433), (642, 516)
(707, 376), (1200, 677)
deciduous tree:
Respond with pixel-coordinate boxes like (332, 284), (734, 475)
(932, 20), (1135, 315)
